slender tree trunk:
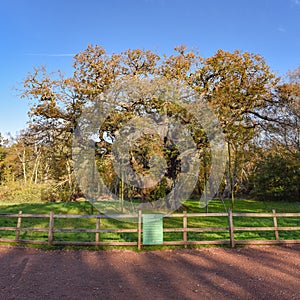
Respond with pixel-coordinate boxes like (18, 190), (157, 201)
(120, 170), (124, 213)
(203, 152), (208, 213)
(22, 148), (27, 184)
(35, 157), (40, 184)
(44, 162), (50, 183)
(66, 160), (72, 189)
(30, 152), (41, 184)
(228, 142), (234, 209)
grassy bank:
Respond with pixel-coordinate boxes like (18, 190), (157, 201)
(0, 199), (299, 248)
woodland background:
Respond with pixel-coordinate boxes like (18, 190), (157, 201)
(0, 45), (299, 206)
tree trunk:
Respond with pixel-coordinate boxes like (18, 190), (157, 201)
(228, 142), (234, 209)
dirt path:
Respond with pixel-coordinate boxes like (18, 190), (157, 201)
(0, 245), (299, 299)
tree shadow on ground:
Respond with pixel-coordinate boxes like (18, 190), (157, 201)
(0, 245), (299, 299)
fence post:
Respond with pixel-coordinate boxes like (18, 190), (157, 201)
(15, 210), (22, 241)
(138, 210), (142, 251)
(183, 211), (187, 248)
(95, 217), (100, 243)
(228, 210), (235, 248)
(272, 209), (279, 241)
(48, 211), (54, 245)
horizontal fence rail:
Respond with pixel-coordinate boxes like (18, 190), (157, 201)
(0, 210), (299, 249)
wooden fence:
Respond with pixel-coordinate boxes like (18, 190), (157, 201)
(0, 210), (300, 250)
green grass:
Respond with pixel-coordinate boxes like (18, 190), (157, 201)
(160, 199), (300, 243)
(0, 201), (139, 244)
(185, 198), (300, 213)
(0, 198), (299, 248)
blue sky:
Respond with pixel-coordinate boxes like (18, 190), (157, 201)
(1, 0), (300, 136)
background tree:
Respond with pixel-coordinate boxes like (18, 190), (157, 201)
(4, 44), (294, 207)
(251, 65), (300, 201)
(188, 50), (279, 207)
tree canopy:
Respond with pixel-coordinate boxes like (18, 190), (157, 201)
(1, 44), (299, 208)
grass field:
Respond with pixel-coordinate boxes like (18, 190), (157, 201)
(0, 199), (299, 248)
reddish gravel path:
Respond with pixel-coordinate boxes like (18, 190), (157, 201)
(0, 245), (299, 299)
